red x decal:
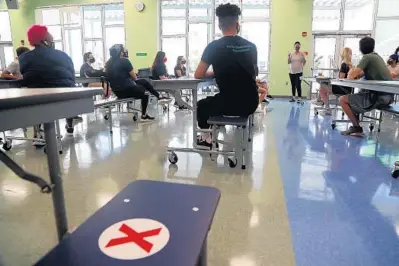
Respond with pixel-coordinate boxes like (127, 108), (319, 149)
(105, 223), (162, 253)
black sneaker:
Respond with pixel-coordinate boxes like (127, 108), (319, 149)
(73, 116), (83, 121)
(341, 126), (363, 136)
(289, 98), (295, 102)
(141, 114), (155, 122)
(267, 95), (273, 99)
(262, 99), (269, 104)
(178, 105), (189, 110)
(65, 125), (74, 134)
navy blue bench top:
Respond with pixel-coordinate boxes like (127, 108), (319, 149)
(378, 104), (399, 114)
(34, 180), (221, 266)
(207, 116), (249, 126)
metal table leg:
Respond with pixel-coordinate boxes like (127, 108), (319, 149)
(197, 237), (207, 266)
(192, 86), (198, 147)
(43, 121), (68, 241)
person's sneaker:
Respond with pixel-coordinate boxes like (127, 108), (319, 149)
(158, 96), (172, 104)
(341, 126), (364, 136)
(73, 116), (83, 121)
(65, 125), (74, 135)
(141, 114), (155, 122)
(267, 95), (273, 99)
(178, 105), (189, 110)
(255, 106), (264, 113)
(33, 131), (45, 147)
(289, 98), (295, 102)
(262, 98), (270, 104)
(296, 98), (302, 104)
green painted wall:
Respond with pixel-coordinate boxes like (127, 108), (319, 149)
(269, 0), (313, 97)
(5, 0), (157, 68)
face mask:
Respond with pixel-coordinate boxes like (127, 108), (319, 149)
(181, 60), (186, 64)
(89, 58), (95, 64)
(123, 51), (129, 58)
(164, 57), (168, 63)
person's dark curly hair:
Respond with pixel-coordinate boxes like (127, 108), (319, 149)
(216, 3), (241, 30)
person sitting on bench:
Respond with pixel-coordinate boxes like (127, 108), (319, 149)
(80, 52), (110, 98)
(106, 44), (170, 122)
(387, 54), (399, 79)
(151, 51), (190, 110)
(194, 3), (258, 148)
(1, 46), (30, 80)
(19, 24), (76, 136)
(317, 47), (354, 115)
(339, 37), (393, 136)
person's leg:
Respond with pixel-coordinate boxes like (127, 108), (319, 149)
(339, 94), (364, 136)
(141, 95), (149, 115)
(197, 97), (215, 129)
(289, 73), (296, 101)
(258, 87), (267, 104)
(135, 78), (160, 98)
(319, 85), (328, 105)
(296, 73), (302, 99)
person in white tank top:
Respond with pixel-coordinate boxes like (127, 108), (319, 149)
(288, 41), (306, 102)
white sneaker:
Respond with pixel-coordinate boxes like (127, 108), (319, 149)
(33, 131), (45, 147)
(255, 106), (264, 113)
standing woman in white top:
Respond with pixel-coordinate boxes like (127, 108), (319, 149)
(288, 41), (306, 102)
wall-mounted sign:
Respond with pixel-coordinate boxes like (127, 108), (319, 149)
(136, 53), (147, 57)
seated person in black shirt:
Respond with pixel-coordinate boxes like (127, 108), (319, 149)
(106, 44), (170, 121)
(80, 52), (109, 97)
(151, 51), (190, 110)
(20, 24), (76, 136)
(174, 56), (187, 78)
(318, 47), (354, 115)
(194, 3), (258, 148)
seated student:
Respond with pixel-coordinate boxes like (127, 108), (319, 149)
(1, 46), (30, 80)
(339, 37), (393, 136)
(387, 54), (399, 79)
(317, 47), (354, 115)
(194, 3), (258, 148)
(106, 44), (170, 121)
(80, 52), (109, 97)
(151, 52), (190, 110)
(19, 24), (76, 137)
(174, 56), (187, 78)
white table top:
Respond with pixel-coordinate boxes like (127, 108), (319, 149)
(331, 79), (399, 94)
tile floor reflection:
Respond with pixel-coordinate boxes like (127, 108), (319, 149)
(0, 100), (398, 265)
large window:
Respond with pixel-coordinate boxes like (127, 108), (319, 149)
(36, 4), (125, 71)
(0, 11), (14, 70)
(160, 0), (270, 75)
(375, 0), (399, 61)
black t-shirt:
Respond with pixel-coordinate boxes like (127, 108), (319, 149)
(151, 63), (168, 80)
(174, 65), (186, 77)
(201, 36), (258, 103)
(339, 62), (350, 78)
(19, 47), (75, 88)
(106, 58), (136, 91)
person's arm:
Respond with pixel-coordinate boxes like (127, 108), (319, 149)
(348, 56), (368, 80)
(194, 43), (215, 79)
(288, 52), (292, 64)
(124, 59), (137, 80)
(302, 52), (307, 66)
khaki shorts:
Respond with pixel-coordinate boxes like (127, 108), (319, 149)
(348, 92), (393, 114)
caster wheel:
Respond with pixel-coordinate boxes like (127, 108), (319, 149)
(104, 114), (109, 120)
(378, 128), (381, 132)
(132, 115), (138, 122)
(168, 152), (178, 164)
(2, 140), (12, 151)
(228, 158), (237, 168)
(331, 123), (336, 130)
(241, 165), (246, 170)
(59, 150), (63, 155)
(392, 169), (399, 178)
(314, 110), (318, 116)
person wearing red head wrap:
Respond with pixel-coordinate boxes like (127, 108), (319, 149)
(19, 24), (76, 137)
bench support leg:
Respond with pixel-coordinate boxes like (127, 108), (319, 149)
(43, 122), (68, 241)
(197, 237), (207, 266)
(241, 127), (247, 170)
(108, 106), (113, 134)
(378, 110), (383, 132)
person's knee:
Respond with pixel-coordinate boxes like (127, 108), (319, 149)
(339, 95), (348, 106)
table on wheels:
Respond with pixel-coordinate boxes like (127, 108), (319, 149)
(34, 180), (221, 266)
(152, 78), (218, 163)
(0, 87), (103, 241)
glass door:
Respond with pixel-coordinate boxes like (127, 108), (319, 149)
(0, 44), (14, 70)
(342, 35), (370, 66)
